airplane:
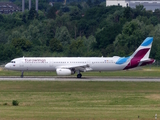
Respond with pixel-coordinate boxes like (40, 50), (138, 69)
(5, 37), (155, 78)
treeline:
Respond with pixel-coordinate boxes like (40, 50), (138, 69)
(0, 0), (160, 63)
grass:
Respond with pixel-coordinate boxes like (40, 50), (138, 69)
(0, 81), (160, 120)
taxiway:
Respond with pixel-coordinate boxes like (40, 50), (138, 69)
(0, 77), (160, 81)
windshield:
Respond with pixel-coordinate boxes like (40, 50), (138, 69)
(11, 61), (16, 63)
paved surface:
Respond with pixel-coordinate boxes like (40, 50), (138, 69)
(0, 77), (160, 81)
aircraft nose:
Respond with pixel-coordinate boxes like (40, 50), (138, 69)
(5, 63), (10, 69)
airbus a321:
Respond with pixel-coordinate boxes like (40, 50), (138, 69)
(5, 37), (155, 78)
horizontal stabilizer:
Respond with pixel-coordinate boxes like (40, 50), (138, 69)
(139, 59), (155, 66)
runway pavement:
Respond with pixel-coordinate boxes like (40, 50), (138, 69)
(0, 76), (160, 81)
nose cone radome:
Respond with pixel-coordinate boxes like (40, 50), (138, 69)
(5, 63), (10, 69)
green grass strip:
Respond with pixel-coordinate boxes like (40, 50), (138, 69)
(0, 81), (160, 120)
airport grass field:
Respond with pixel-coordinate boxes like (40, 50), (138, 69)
(0, 81), (160, 120)
(1, 66), (160, 120)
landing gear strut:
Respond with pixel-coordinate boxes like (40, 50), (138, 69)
(21, 71), (24, 78)
(77, 73), (82, 78)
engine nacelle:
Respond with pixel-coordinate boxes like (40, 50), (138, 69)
(56, 68), (75, 76)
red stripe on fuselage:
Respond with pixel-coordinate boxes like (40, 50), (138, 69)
(124, 48), (150, 70)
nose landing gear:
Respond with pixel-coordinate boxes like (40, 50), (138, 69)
(21, 71), (24, 78)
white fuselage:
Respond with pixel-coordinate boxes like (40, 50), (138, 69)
(5, 57), (127, 72)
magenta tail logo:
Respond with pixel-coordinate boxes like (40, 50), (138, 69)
(124, 48), (150, 69)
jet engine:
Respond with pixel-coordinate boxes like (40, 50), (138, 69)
(56, 68), (75, 76)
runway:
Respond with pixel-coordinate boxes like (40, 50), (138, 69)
(0, 77), (160, 81)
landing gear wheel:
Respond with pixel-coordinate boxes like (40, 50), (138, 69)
(77, 73), (82, 78)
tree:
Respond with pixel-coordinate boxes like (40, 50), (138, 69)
(77, 19), (89, 37)
(68, 40), (84, 57)
(28, 7), (38, 20)
(101, 44), (115, 57)
(47, 6), (57, 19)
(134, 5), (146, 17)
(136, 16), (150, 25)
(95, 23), (122, 49)
(123, 7), (134, 21)
(49, 38), (63, 52)
(83, 35), (96, 50)
(0, 14), (4, 22)
(54, 3), (62, 10)
(10, 30), (21, 39)
(0, 30), (7, 43)
(93, 0), (100, 6)
(55, 26), (71, 45)
(150, 16), (159, 26)
(69, 7), (82, 21)
(114, 19), (154, 56)
(38, 0), (50, 11)
(61, 6), (70, 12)
(38, 10), (46, 20)
(86, 0), (92, 7)
(11, 38), (32, 51)
(2, 44), (22, 61)
(149, 24), (160, 60)
(22, 14), (27, 23)
(153, 9), (160, 19)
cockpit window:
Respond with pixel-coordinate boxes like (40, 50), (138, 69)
(11, 61), (16, 63)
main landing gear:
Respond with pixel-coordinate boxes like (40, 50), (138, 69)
(77, 73), (82, 78)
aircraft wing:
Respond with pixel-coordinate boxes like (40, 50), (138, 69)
(56, 64), (92, 72)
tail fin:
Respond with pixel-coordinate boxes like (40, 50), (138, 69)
(124, 37), (155, 69)
(130, 37), (153, 59)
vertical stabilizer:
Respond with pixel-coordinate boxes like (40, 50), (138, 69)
(124, 37), (154, 69)
(130, 37), (153, 59)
